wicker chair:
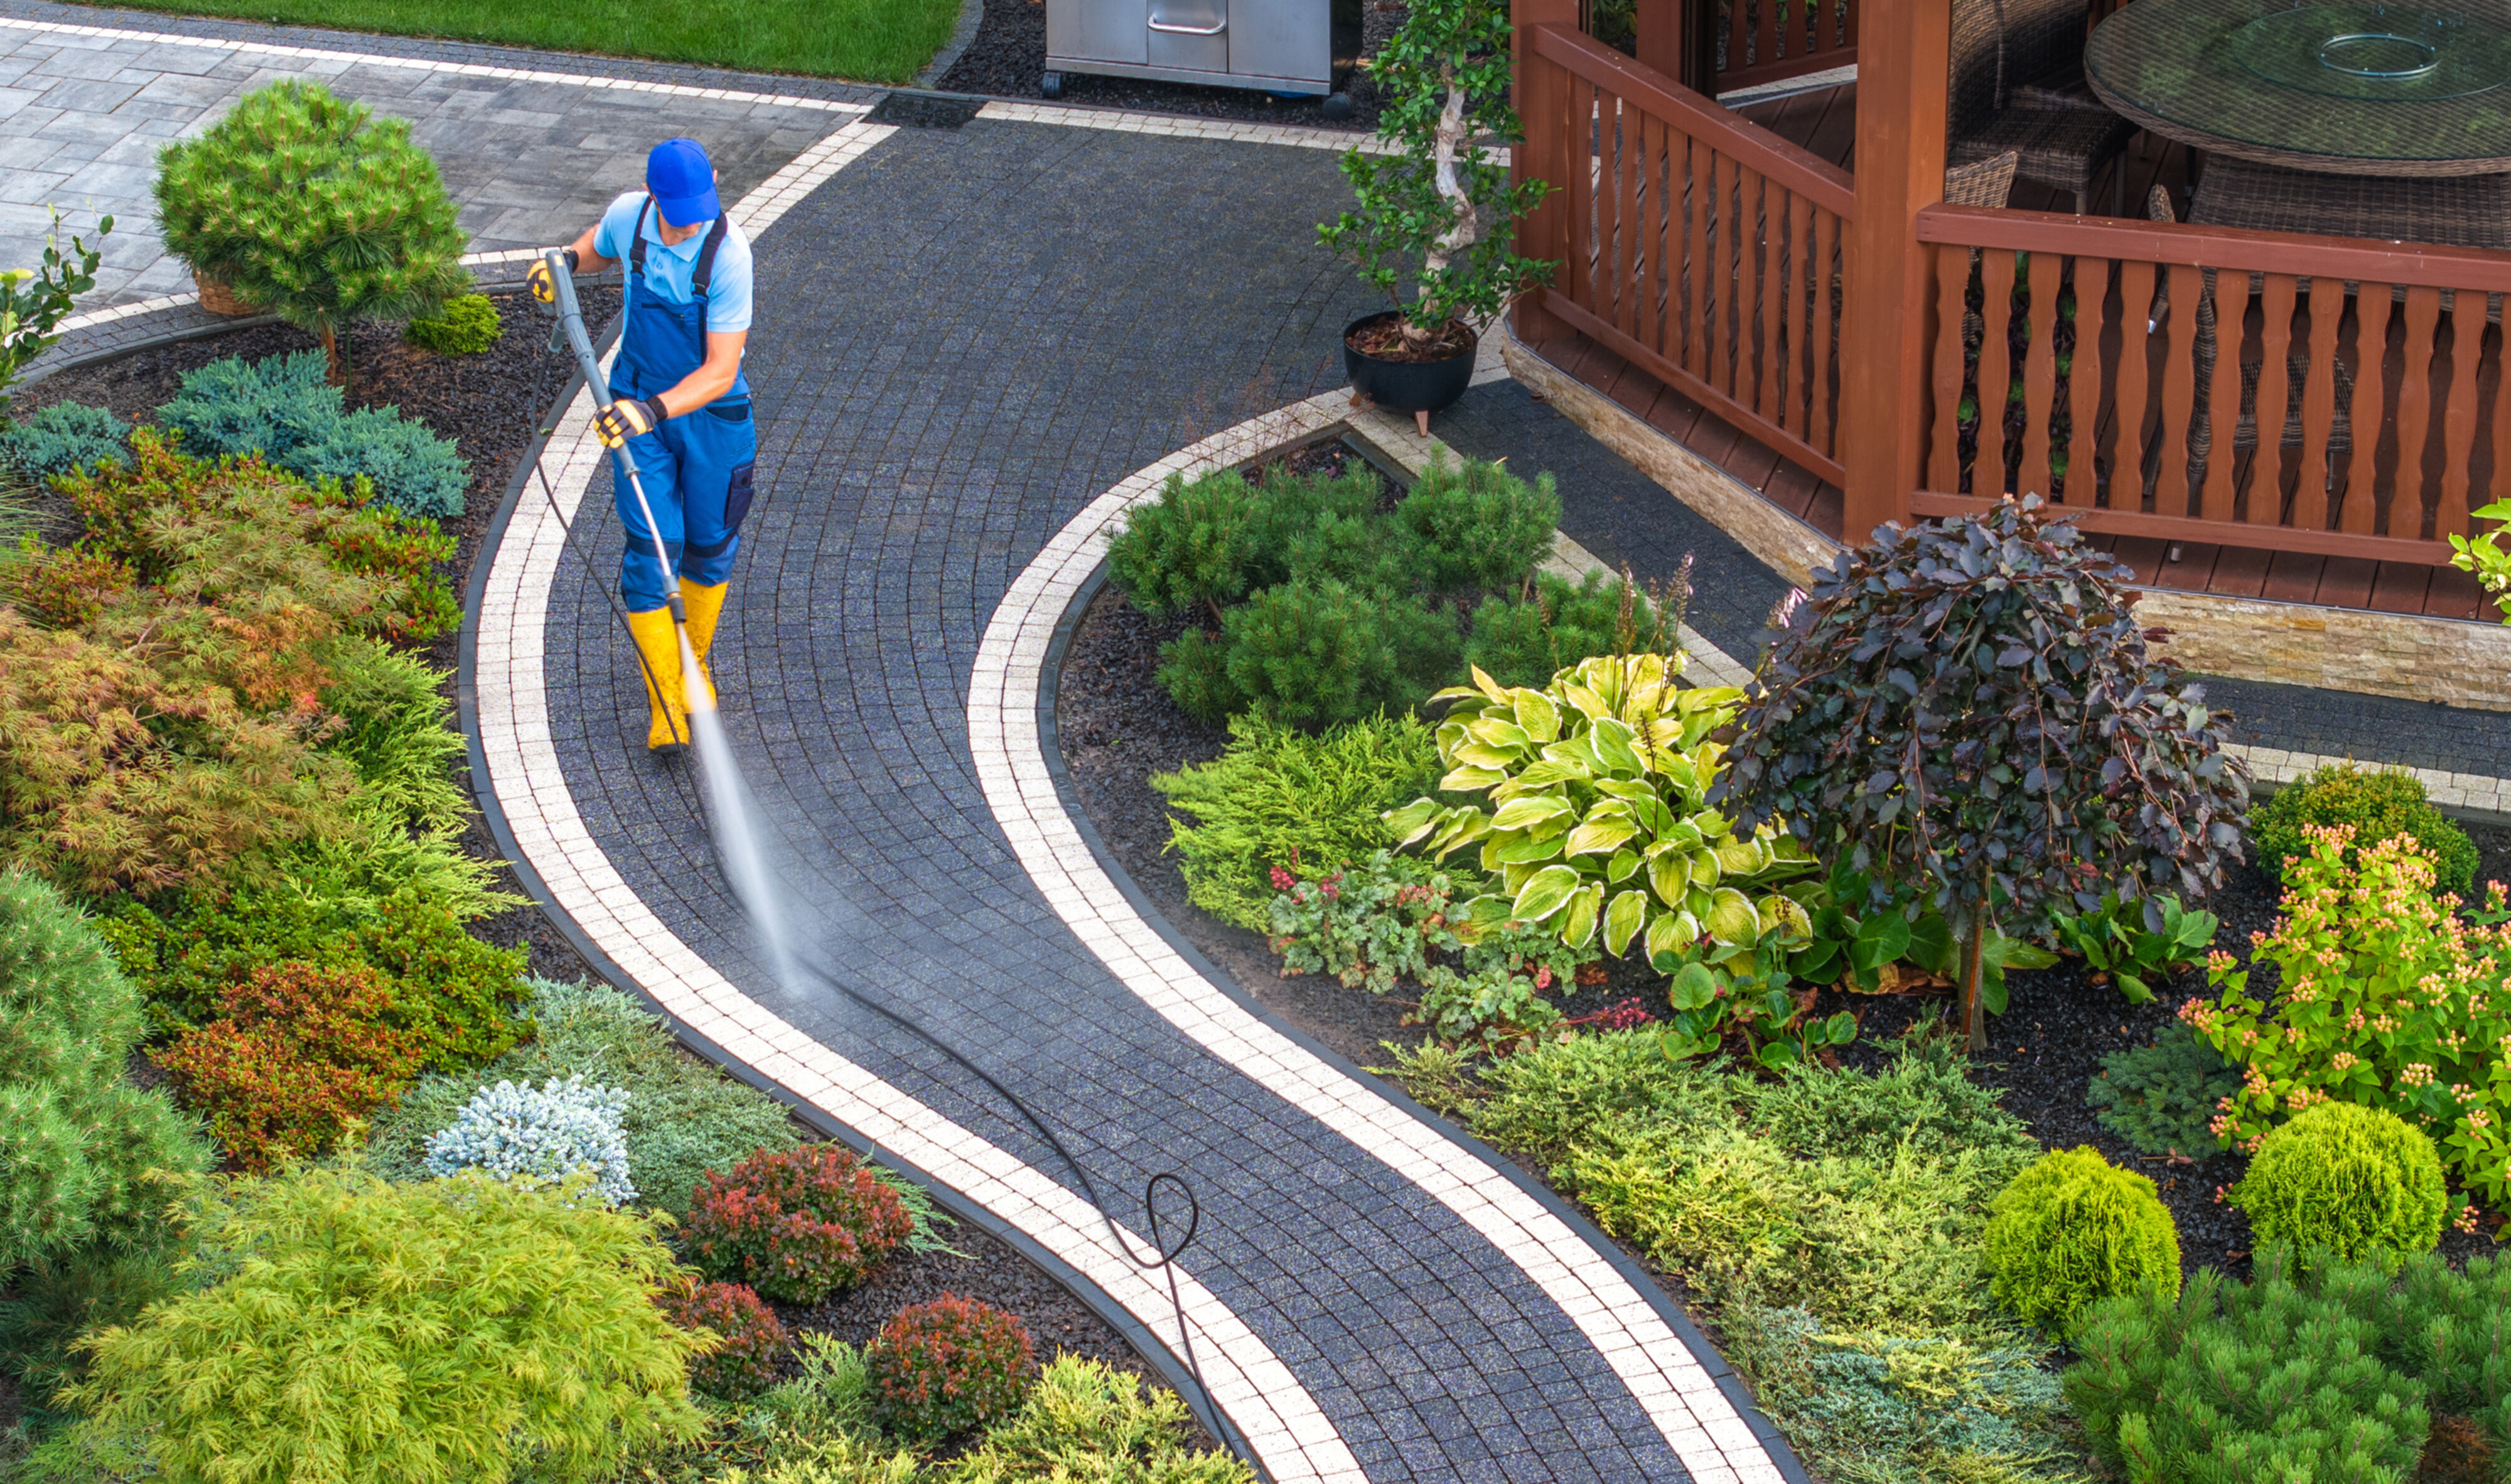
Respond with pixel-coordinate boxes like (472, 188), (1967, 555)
(1948, 0), (2137, 214)
(1944, 149), (2020, 208)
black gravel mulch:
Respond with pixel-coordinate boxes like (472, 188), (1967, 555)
(937, 0), (1371, 126)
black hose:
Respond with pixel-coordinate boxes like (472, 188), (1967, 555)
(508, 296), (1237, 1461)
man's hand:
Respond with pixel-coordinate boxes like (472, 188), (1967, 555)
(527, 248), (579, 306)
(594, 396), (665, 448)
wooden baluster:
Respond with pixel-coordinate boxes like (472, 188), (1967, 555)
(2394, 285), (2443, 540)
(1687, 139), (1716, 382)
(2019, 250), (2060, 500)
(2341, 284), (2390, 535)
(1978, 248), (2018, 497)
(2062, 255), (2105, 508)
(1811, 206), (1841, 460)
(2153, 263), (2201, 517)
(1756, 0), (1778, 75)
(1615, 97), (1642, 341)
(1738, 165), (1769, 406)
(2113, 260), (2158, 510)
(1763, 188), (1794, 431)
(2249, 276), (2299, 532)
(1790, 196), (1817, 440)
(2438, 291), (2483, 547)
(2196, 268), (2244, 525)
(2488, 304), (2511, 510)
(1640, 116), (1666, 362)
(1928, 244), (1968, 492)
(2298, 276), (2343, 529)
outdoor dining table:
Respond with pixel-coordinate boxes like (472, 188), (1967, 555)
(2085, 0), (2511, 246)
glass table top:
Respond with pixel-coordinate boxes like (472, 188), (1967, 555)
(2233, 4), (2511, 100)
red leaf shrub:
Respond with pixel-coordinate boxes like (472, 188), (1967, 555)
(682, 1144), (912, 1303)
(656, 1279), (790, 1400)
(866, 1294), (1035, 1441)
(156, 962), (424, 1171)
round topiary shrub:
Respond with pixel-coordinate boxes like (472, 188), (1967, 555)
(154, 79), (468, 382)
(866, 1294), (1035, 1441)
(1983, 1146), (2182, 1335)
(682, 1144), (914, 1303)
(2254, 763), (2478, 900)
(2229, 1102), (2447, 1268)
(404, 292), (501, 355)
(657, 1278), (790, 1401)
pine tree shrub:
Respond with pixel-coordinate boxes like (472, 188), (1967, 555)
(423, 1075), (635, 1206)
(156, 962), (428, 1173)
(2064, 1255), (2429, 1481)
(1149, 711), (1443, 929)
(1, 401), (127, 483)
(658, 1279), (790, 1401)
(1217, 579), (1458, 728)
(684, 1144), (915, 1303)
(947, 1353), (1254, 1483)
(0, 1232), (186, 1418)
(403, 291), (500, 355)
(1106, 470), (1261, 621)
(63, 1163), (709, 1483)
(0, 872), (207, 1273)
(1394, 454), (1559, 593)
(1982, 1146), (2182, 1335)
(866, 1294), (1036, 1441)
(2086, 1020), (2240, 1157)
(153, 81), (469, 382)
(1463, 567), (1685, 689)
(2254, 762), (2478, 899)
(2230, 1101), (2448, 1268)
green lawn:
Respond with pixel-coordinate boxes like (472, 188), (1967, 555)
(114, 0), (963, 85)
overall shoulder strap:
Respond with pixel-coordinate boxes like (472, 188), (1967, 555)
(691, 217), (731, 330)
(629, 196), (654, 276)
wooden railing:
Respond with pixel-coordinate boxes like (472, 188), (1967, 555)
(1913, 204), (2511, 563)
(1523, 23), (1856, 483)
(1714, 0), (1856, 90)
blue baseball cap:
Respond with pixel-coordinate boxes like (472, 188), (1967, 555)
(647, 137), (719, 226)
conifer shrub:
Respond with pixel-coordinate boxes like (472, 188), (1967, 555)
(158, 352), (470, 520)
(2254, 762), (2477, 898)
(659, 1279), (791, 1401)
(0, 873), (207, 1272)
(1982, 1146), (2182, 1335)
(403, 291), (501, 355)
(1463, 567), (1683, 689)
(1106, 470), (1261, 622)
(153, 82), (469, 383)
(1, 401), (126, 483)
(63, 1163), (709, 1483)
(423, 1075), (636, 1206)
(365, 978), (802, 1220)
(2085, 1020), (2241, 1157)
(1394, 454), (1559, 593)
(156, 961), (427, 1172)
(684, 1144), (915, 1303)
(948, 1353), (1254, 1482)
(866, 1294), (1036, 1441)
(1206, 579), (1458, 728)
(1149, 711), (1443, 928)
(2229, 1101), (2448, 1268)
(0, 1233), (185, 1420)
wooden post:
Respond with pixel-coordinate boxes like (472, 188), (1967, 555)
(1514, 0), (1579, 343)
(1632, 0), (1688, 85)
(1837, 0), (1948, 544)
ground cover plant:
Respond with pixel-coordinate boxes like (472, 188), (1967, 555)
(163, 352), (471, 520)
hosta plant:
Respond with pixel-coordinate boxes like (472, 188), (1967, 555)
(2185, 825), (2511, 1205)
(1384, 655), (1815, 962)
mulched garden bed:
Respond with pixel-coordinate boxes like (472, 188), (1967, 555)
(12, 294), (1170, 1397)
(1051, 463), (2511, 1281)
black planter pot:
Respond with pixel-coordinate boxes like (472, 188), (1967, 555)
(1343, 311), (1476, 433)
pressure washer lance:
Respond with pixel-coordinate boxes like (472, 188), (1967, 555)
(541, 246), (711, 748)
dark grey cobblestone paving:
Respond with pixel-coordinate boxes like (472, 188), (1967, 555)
(1437, 379), (2511, 783)
(540, 118), (1697, 1483)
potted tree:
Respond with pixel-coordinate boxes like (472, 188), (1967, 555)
(155, 80), (469, 389)
(1320, 0), (1554, 436)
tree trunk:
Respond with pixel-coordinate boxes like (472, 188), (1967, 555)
(1957, 922), (1988, 1053)
(319, 323), (344, 390)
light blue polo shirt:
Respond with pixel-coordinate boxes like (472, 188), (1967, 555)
(593, 190), (755, 336)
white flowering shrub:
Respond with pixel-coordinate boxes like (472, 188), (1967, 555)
(424, 1075), (636, 1206)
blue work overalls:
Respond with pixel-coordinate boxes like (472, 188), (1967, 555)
(611, 198), (757, 613)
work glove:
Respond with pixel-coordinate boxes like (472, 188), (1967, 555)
(527, 247), (579, 306)
(594, 396), (665, 448)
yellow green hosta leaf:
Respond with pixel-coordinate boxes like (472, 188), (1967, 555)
(1714, 837), (1767, 875)
(1704, 886), (1760, 945)
(1648, 851), (1691, 907)
(1589, 718), (1644, 777)
(1561, 883), (1603, 949)
(1645, 908), (1701, 959)
(1562, 819), (1638, 858)
(1439, 764), (1508, 793)
(1491, 829), (1569, 866)
(1383, 797), (1442, 845)
(1514, 691), (1561, 743)
(1687, 851), (1722, 888)
(1513, 864), (1583, 922)
(1603, 889), (1651, 955)
(1426, 812), (1493, 860)
(1492, 795), (1572, 832)
(1606, 846), (1640, 882)
(1453, 741), (1523, 771)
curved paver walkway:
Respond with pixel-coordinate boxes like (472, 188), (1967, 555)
(471, 108), (1793, 1483)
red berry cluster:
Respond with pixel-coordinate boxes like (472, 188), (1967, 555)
(682, 1144), (914, 1303)
(866, 1293), (1036, 1441)
(657, 1279), (791, 1400)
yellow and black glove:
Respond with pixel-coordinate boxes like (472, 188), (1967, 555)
(593, 395), (665, 449)
(526, 247), (579, 306)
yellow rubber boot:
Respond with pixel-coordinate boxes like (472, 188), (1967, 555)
(623, 606), (689, 755)
(679, 578), (729, 691)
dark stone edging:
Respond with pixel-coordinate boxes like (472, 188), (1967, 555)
(449, 343), (1260, 1475)
(1033, 552), (1817, 1484)
(913, 0), (986, 90)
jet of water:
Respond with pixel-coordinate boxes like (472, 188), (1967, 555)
(680, 633), (799, 994)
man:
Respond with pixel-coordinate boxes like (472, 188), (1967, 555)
(529, 136), (756, 755)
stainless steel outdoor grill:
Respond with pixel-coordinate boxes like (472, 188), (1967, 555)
(1042, 0), (1342, 103)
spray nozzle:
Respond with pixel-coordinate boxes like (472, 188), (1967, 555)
(666, 591), (688, 627)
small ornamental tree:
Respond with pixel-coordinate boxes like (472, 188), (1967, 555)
(1714, 498), (2250, 1051)
(154, 80), (468, 385)
(1318, 0), (1554, 353)
(1, 208), (110, 425)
